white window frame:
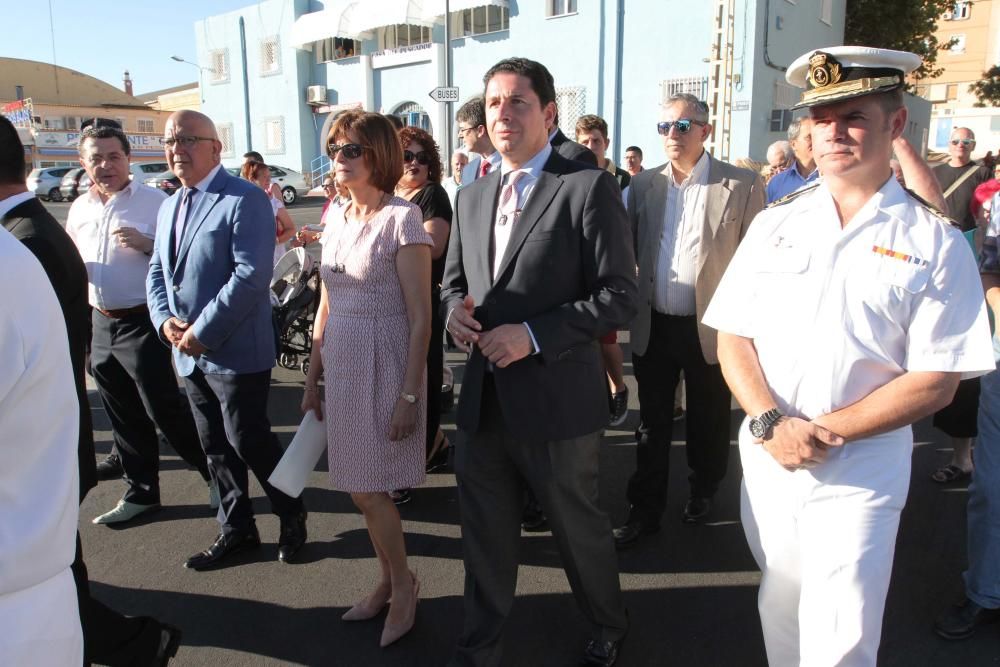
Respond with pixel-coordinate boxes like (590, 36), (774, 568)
(260, 35), (281, 76)
(210, 49), (230, 83)
(65, 116), (81, 130)
(262, 116), (284, 155)
(661, 76), (710, 104)
(43, 116), (65, 130)
(949, 34), (967, 54)
(315, 37), (360, 63)
(136, 118), (155, 134)
(547, 0), (578, 18)
(946, 2), (972, 20)
(451, 5), (510, 38)
(555, 86), (586, 135)
(380, 24), (432, 50)
(218, 123), (235, 158)
(116, 117), (128, 131)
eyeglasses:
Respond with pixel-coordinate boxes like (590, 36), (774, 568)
(163, 135), (215, 148)
(951, 139), (976, 147)
(322, 183), (335, 189)
(457, 126), (479, 138)
(327, 143), (367, 159)
(403, 150), (431, 165)
(656, 119), (708, 136)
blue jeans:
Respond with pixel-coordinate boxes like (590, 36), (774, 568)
(965, 347), (1000, 609)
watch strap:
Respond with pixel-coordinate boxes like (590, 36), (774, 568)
(757, 407), (785, 431)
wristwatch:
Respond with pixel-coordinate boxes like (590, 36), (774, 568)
(400, 392), (417, 404)
(749, 408), (785, 439)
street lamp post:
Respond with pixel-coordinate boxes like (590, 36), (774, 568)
(169, 55), (208, 104)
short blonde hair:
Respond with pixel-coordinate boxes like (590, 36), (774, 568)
(326, 111), (402, 194)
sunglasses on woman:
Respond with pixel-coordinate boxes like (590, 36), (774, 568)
(327, 143), (367, 159)
(656, 119), (708, 136)
(403, 150), (431, 166)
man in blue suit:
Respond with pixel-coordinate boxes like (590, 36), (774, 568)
(147, 110), (306, 570)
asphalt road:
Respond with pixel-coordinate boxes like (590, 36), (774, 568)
(39, 199), (1000, 666)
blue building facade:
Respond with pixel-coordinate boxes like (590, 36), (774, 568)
(195, 0), (856, 180)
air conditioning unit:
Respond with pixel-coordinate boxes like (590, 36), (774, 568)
(943, 10), (953, 20)
(306, 85), (327, 106)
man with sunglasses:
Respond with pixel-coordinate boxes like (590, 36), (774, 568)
(456, 97), (501, 185)
(147, 110), (307, 570)
(705, 47), (994, 665)
(934, 128), (992, 232)
(614, 93), (765, 547)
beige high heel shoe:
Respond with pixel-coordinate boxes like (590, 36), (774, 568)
(342, 583), (391, 622)
(379, 572), (420, 647)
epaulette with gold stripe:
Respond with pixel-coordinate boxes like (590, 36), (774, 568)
(903, 188), (959, 228)
(765, 182), (820, 209)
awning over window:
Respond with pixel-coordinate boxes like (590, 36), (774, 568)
(421, 0), (508, 19)
(290, 1), (374, 48)
(350, 0), (437, 34)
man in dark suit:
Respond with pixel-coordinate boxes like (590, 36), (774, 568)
(613, 94), (765, 547)
(0, 115), (181, 664)
(147, 110), (306, 570)
(442, 58), (637, 667)
(548, 111), (598, 167)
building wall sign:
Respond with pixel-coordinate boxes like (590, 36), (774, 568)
(36, 130), (165, 152)
(371, 42), (433, 70)
(313, 102), (364, 115)
(2, 99), (34, 128)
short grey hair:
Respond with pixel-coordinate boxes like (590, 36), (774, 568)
(787, 117), (812, 142)
(664, 93), (710, 123)
(767, 140), (793, 162)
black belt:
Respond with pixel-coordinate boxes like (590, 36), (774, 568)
(96, 304), (148, 319)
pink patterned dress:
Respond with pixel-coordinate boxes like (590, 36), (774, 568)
(320, 197), (432, 492)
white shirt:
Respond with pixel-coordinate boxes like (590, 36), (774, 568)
(703, 178), (995, 436)
(494, 143), (552, 280)
(0, 225), (79, 606)
(175, 163), (223, 252)
(653, 150), (710, 315)
(0, 191), (35, 219)
(66, 179), (166, 309)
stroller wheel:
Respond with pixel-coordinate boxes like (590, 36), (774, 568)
(300, 358), (310, 375)
(279, 352), (297, 369)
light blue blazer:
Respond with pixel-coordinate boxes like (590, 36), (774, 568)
(146, 167), (276, 376)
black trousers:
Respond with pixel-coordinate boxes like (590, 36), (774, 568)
(450, 376), (628, 667)
(90, 309), (209, 504)
(72, 534), (163, 666)
(426, 291), (444, 457)
(626, 312), (732, 525)
(182, 367), (302, 534)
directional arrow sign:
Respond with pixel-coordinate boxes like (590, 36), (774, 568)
(429, 86), (460, 103)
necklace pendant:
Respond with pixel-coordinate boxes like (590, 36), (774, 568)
(498, 214), (508, 226)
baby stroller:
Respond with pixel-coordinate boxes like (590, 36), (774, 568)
(271, 247), (321, 375)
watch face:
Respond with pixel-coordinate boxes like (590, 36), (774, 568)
(749, 418), (765, 439)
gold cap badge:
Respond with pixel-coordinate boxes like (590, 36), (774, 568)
(807, 52), (842, 89)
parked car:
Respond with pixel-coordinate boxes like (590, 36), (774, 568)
(27, 167), (74, 202)
(226, 164), (307, 205)
(78, 172), (92, 194)
(144, 170), (181, 196)
(130, 161), (169, 182)
(59, 167), (87, 201)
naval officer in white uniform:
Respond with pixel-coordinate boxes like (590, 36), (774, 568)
(703, 47), (996, 666)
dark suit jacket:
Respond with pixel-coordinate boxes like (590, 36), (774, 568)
(147, 168), (277, 377)
(550, 129), (599, 167)
(628, 156), (765, 363)
(441, 150), (637, 441)
(3, 196), (97, 501)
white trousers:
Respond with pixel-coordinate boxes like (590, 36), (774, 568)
(0, 568), (82, 667)
(739, 421), (911, 667)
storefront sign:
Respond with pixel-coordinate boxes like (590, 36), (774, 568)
(2, 99), (34, 128)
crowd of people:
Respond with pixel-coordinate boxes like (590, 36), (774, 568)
(2, 44), (1000, 667)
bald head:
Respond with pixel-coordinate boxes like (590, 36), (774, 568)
(164, 110), (222, 186)
(450, 150), (468, 182)
(766, 140), (793, 172)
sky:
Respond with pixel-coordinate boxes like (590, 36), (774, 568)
(2, 0), (259, 95)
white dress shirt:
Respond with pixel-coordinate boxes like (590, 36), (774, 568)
(66, 179), (167, 310)
(653, 150), (710, 315)
(175, 163), (223, 252)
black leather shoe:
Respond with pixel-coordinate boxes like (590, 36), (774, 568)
(95, 454), (123, 481)
(521, 501), (548, 532)
(580, 637), (623, 666)
(277, 509), (307, 563)
(613, 519), (659, 549)
(934, 598), (1000, 640)
(184, 526), (260, 570)
(151, 623), (182, 666)
(682, 496), (712, 524)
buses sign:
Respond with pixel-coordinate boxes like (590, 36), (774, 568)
(428, 87), (460, 103)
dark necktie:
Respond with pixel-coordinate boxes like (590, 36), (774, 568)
(174, 186), (197, 255)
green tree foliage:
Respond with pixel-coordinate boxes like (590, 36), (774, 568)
(844, 0), (958, 80)
(970, 65), (1000, 107)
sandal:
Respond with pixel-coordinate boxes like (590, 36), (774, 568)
(931, 464), (972, 484)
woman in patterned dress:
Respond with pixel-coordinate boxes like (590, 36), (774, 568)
(301, 111), (432, 647)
